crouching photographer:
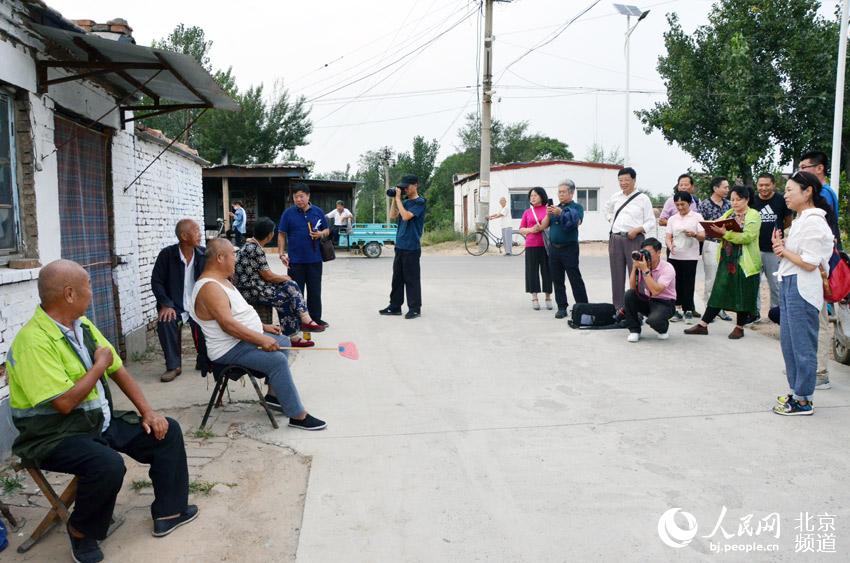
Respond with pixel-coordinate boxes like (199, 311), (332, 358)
(624, 237), (677, 342)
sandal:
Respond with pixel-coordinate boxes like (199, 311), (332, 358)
(545, 299), (553, 310)
(532, 298), (540, 311)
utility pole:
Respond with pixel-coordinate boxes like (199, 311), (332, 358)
(831, 0), (850, 198)
(380, 146), (394, 224)
(476, 0), (494, 229)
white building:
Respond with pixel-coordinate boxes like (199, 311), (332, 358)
(453, 160), (623, 241)
(0, 1), (235, 458)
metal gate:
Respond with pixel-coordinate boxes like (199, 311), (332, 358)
(55, 116), (120, 347)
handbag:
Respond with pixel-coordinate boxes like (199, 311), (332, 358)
(320, 236), (336, 262)
(529, 206), (550, 253)
(821, 248), (850, 303)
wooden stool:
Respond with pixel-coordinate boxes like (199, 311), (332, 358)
(11, 462), (123, 554)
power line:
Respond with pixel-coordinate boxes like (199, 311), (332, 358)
(495, 0), (603, 83)
(296, 1), (474, 98)
(287, 0), (465, 90)
(313, 104), (472, 129)
(305, 6), (479, 103)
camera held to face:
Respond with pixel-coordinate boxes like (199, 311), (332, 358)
(386, 187), (401, 198)
(631, 249), (652, 263)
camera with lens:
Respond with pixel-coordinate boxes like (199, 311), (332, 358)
(386, 187), (400, 197)
(631, 249), (651, 263)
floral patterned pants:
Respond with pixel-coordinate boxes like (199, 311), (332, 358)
(258, 280), (308, 336)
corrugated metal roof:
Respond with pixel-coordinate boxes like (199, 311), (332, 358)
(31, 22), (238, 111)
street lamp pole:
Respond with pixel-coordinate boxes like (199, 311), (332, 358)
(830, 0), (850, 198)
(615, 4), (649, 165)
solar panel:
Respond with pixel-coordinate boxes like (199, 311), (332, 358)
(613, 3), (643, 16)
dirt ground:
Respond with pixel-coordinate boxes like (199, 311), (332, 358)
(1, 353), (311, 562)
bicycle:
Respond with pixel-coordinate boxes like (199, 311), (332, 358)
(464, 219), (526, 256)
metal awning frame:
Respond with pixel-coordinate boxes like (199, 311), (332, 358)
(36, 34), (219, 126)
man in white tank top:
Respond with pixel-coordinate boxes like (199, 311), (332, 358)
(190, 239), (326, 431)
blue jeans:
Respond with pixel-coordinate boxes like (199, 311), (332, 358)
(780, 275), (819, 401)
(215, 333), (305, 417)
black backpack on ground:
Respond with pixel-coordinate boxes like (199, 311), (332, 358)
(568, 303), (620, 329)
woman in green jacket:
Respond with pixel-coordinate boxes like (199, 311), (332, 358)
(685, 185), (762, 339)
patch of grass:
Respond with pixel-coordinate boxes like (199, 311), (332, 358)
(421, 228), (462, 247)
(130, 479), (153, 492)
(0, 473), (24, 495)
(192, 427), (217, 439)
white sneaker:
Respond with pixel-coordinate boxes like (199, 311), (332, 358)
(627, 333), (640, 343)
(657, 332), (670, 340)
(816, 380), (832, 390)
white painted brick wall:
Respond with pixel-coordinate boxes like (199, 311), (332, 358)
(111, 128), (204, 337)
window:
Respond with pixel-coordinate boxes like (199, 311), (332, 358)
(0, 93), (20, 254)
(509, 191), (530, 219)
(577, 188), (599, 212)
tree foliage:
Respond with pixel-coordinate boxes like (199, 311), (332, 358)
(584, 143), (624, 165)
(456, 113), (574, 163)
(639, 1), (842, 185)
(143, 24), (312, 164)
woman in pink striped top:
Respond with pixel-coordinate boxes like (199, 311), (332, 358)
(519, 187), (553, 310)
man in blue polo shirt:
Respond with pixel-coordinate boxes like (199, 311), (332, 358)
(277, 183), (330, 326)
(379, 174), (427, 319)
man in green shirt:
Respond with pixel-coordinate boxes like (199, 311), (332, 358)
(541, 179), (589, 319)
(6, 260), (197, 563)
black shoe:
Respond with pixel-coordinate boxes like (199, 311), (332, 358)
(745, 313), (761, 325)
(316, 319), (330, 328)
(152, 505), (199, 537)
(289, 414), (327, 431)
(555, 309), (567, 319)
(263, 394), (282, 412)
(405, 310), (421, 319)
(379, 307), (402, 316)
(68, 526), (103, 563)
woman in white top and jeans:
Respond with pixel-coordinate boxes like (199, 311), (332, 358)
(772, 171), (835, 416)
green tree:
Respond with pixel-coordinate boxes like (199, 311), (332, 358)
(393, 136), (440, 193)
(426, 152), (478, 230)
(584, 143), (624, 165)
(639, 1), (844, 185)
(143, 24), (312, 164)
(456, 113), (574, 162)
(354, 150), (387, 224)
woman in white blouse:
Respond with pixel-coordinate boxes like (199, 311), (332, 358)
(771, 171), (835, 416)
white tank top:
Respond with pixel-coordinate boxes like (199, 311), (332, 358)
(190, 277), (264, 360)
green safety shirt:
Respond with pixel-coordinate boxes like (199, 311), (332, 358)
(6, 306), (127, 465)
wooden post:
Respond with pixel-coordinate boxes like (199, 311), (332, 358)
(222, 176), (231, 231)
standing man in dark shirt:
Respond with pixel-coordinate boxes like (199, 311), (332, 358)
(750, 173), (792, 321)
(151, 219), (205, 383)
(278, 183), (330, 327)
(540, 179), (589, 319)
(379, 174), (427, 319)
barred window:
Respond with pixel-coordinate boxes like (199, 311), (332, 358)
(0, 93), (19, 254)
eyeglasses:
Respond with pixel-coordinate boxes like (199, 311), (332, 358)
(799, 163), (817, 170)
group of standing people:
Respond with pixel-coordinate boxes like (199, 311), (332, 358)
(606, 153), (840, 416)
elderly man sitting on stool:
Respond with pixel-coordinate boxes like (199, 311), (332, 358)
(191, 238), (327, 431)
(6, 260), (197, 563)
(151, 218), (206, 383)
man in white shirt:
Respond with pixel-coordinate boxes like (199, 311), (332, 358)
(326, 200), (353, 245)
(604, 167), (657, 310)
(487, 197), (513, 255)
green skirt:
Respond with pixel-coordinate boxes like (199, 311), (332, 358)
(707, 244), (759, 314)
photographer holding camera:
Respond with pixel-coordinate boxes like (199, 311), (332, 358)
(379, 174), (427, 319)
(623, 237), (677, 342)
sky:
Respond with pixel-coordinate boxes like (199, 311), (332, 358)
(46, 0), (841, 195)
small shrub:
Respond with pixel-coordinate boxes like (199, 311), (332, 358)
(130, 479), (153, 492)
(0, 473), (24, 495)
(421, 228), (462, 247)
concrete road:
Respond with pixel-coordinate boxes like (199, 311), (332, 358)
(257, 252), (850, 562)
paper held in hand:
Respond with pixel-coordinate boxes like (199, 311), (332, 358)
(699, 217), (742, 238)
